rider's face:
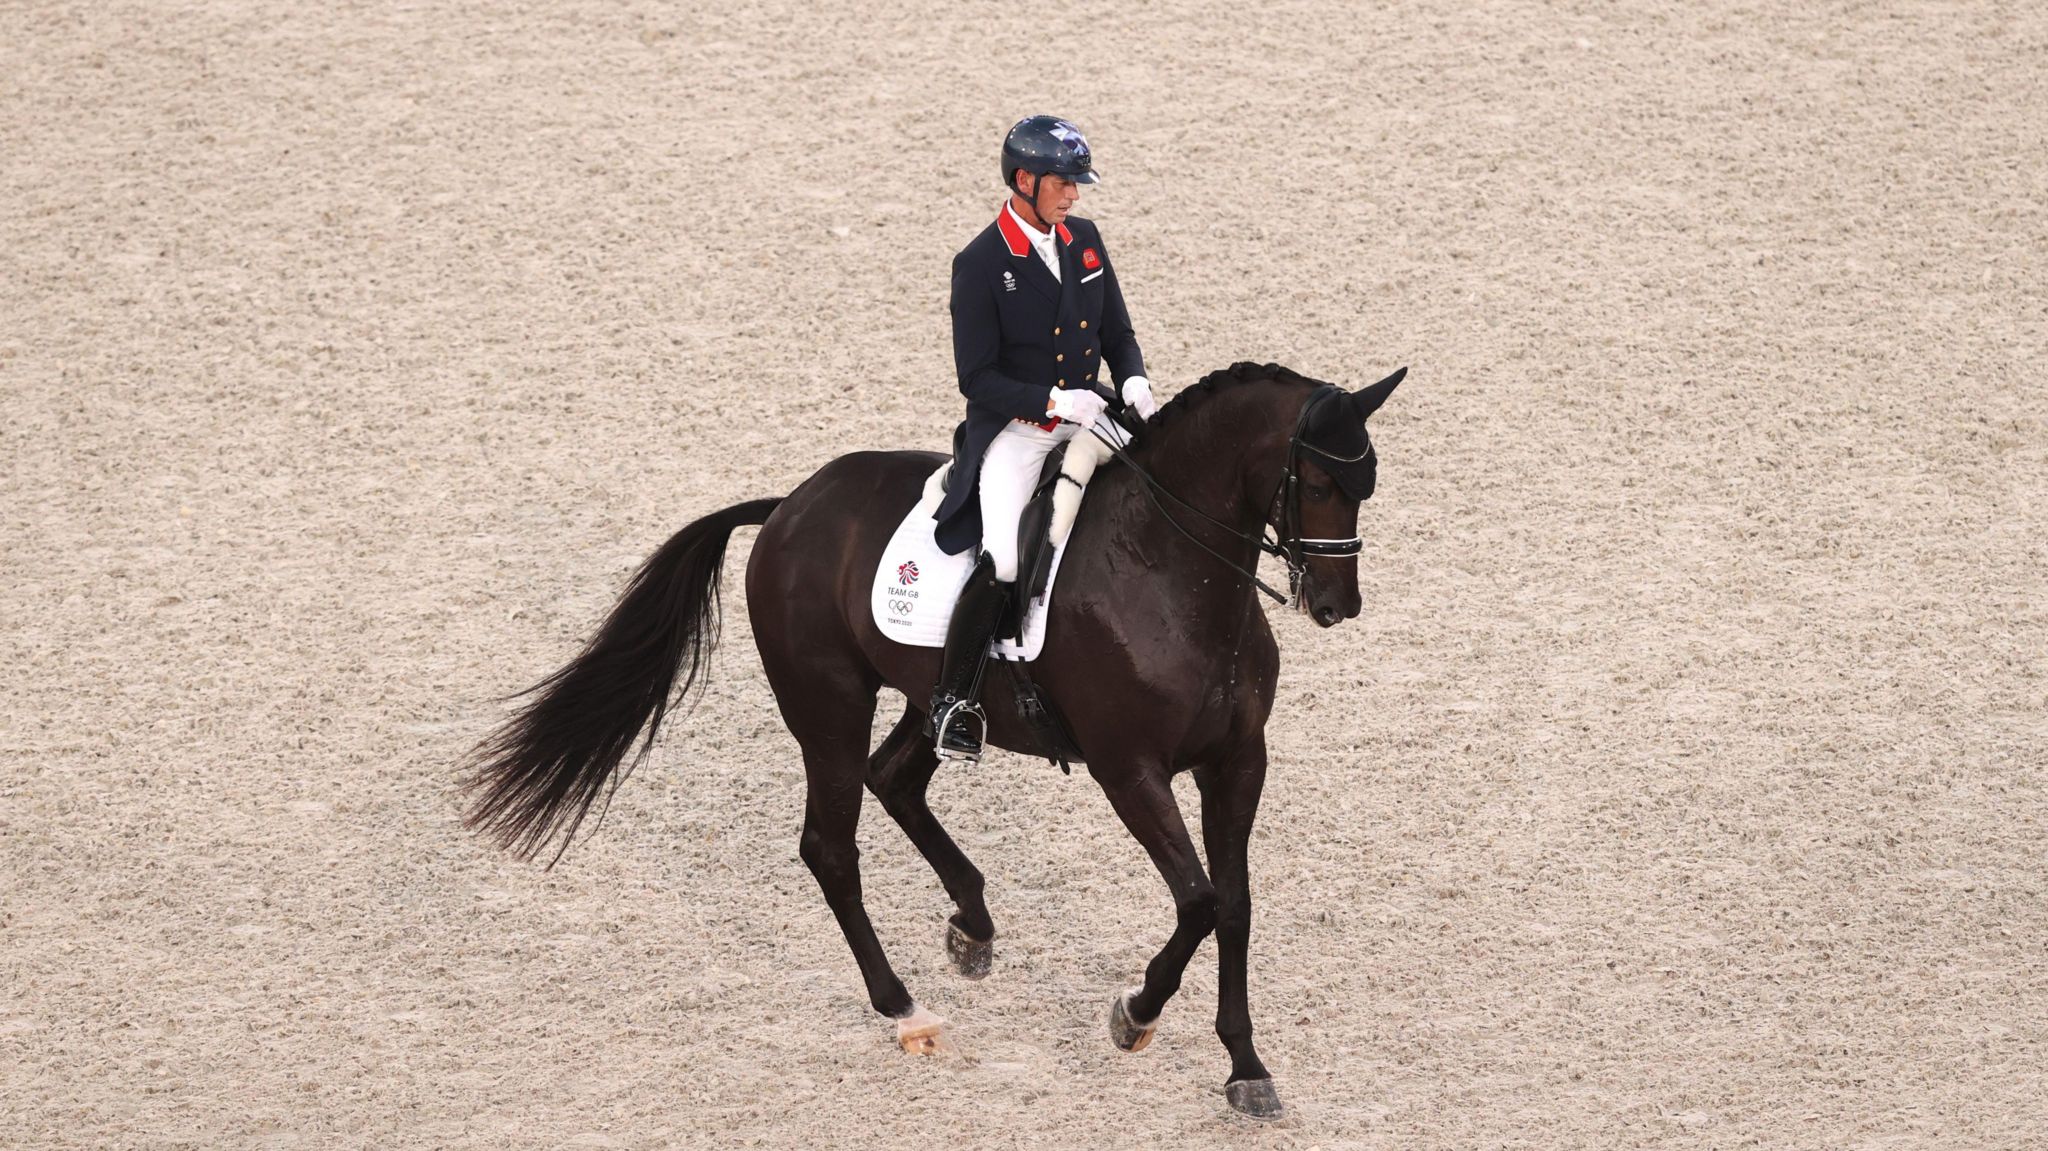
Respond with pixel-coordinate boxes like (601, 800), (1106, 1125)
(1019, 172), (1080, 226)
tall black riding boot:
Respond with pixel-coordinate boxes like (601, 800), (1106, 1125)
(929, 554), (1012, 764)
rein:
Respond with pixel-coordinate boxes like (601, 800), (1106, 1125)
(1084, 385), (1364, 608)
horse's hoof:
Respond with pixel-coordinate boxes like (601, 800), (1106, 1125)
(1225, 1077), (1286, 1121)
(894, 1003), (949, 1054)
(1109, 989), (1157, 1053)
(945, 921), (993, 980)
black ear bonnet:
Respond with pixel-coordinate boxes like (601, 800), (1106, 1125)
(1295, 388), (1378, 501)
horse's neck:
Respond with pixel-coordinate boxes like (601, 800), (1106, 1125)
(1123, 389), (1286, 533)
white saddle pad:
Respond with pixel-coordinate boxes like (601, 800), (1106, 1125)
(870, 465), (1072, 662)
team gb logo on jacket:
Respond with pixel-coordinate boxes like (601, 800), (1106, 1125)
(897, 561), (920, 585)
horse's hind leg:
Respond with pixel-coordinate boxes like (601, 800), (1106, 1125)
(866, 703), (996, 978)
(783, 680), (946, 1051)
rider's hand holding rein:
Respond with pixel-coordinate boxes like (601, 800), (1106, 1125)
(1120, 375), (1157, 420)
(1049, 387), (1108, 426)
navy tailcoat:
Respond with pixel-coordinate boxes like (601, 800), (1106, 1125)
(933, 205), (1146, 555)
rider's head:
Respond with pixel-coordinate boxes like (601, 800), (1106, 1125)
(1002, 115), (1098, 230)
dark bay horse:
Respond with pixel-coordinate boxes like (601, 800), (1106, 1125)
(464, 361), (1404, 1119)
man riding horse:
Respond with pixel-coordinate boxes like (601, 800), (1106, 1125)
(930, 115), (1158, 762)
(461, 112), (1408, 1120)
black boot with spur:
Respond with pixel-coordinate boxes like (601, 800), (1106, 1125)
(928, 554), (1011, 763)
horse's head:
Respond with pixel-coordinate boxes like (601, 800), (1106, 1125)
(1278, 366), (1404, 628)
(1123, 361), (1404, 628)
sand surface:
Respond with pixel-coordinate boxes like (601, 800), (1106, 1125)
(4, 2), (2045, 1147)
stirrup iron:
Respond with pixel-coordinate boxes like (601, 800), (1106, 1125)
(933, 697), (987, 763)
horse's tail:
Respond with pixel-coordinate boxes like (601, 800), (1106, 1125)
(461, 497), (784, 865)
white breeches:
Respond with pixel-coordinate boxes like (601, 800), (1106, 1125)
(979, 419), (1085, 582)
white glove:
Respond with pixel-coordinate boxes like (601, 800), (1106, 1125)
(1047, 387), (1108, 426)
(1120, 376), (1158, 420)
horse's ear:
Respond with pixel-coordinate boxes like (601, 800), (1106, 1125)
(1350, 366), (1406, 419)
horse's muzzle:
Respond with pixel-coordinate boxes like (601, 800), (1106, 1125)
(1303, 575), (1361, 629)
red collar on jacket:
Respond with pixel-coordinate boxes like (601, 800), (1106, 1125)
(997, 201), (1072, 257)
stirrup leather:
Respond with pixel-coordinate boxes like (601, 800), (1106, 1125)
(932, 697), (987, 762)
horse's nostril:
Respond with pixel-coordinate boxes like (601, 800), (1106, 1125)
(1315, 605), (1339, 626)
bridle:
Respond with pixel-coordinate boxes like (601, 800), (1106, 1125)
(1085, 385), (1369, 609)
(1273, 385), (1371, 592)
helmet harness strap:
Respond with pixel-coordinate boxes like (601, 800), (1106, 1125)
(1013, 169), (1056, 233)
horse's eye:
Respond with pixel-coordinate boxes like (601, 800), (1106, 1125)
(1304, 485), (1331, 503)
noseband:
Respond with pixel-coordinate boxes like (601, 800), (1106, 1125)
(1085, 384), (1370, 608)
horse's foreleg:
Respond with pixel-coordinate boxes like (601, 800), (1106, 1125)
(865, 703), (996, 978)
(1097, 767), (1217, 1046)
(1196, 739), (1283, 1120)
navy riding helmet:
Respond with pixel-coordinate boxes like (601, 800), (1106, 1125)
(1002, 115), (1100, 193)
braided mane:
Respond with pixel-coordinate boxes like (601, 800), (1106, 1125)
(1142, 361), (1320, 432)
